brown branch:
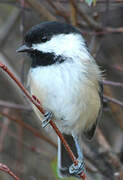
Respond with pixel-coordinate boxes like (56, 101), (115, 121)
(0, 62), (87, 180)
(0, 163), (20, 180)
(0, 110), (57, 149)
(82, 141), (113, 180)
(25, 0), (57, 21)
(95, 128), (122, 178)
(20, 0), (25, 40)
(15, 111), (24, 176)
(105, 27), (123, 33)
(0, 115), (92, 173)
(0, 100), (31, 111)
(68, 0), (123, 34)
(74, 29), (123, 36)
(69, 0), (77, 26)
(0, 120), (51, 157)
(103, 80), (123, 88)
(0, 109), (10, 152)
(104, 85), (123, 130)
(96, 0), (123, 3)
(51, 0), (123, 2)
(46, 0), (70, 22)
(96, 128), (111, 151)
(70, 0), (103, 31)
(104, 95), (123, 107)
(77, 21), (88, 29)
(96, 129), (122, 170)
(82, 128), (122, 179)
(0, 8), (21, 49)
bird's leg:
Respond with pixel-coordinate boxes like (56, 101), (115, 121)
(42, 111), (53, 128)
(74, 135), (83, 160)
(32, 95), (53, 128)
(69, 135), (86, 175)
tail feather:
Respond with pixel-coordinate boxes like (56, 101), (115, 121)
(58, 134), (78, 178)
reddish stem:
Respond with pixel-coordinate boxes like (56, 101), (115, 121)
(50, 120), (77, 165)
(0, 62), (87, 180)
(0, 163), (21, 180)
(80, 172), (88, 180)
(0, 109), (10, 152)
(0, 110), (57, 148)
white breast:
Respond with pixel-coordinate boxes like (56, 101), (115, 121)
(28, 59), (101, 135)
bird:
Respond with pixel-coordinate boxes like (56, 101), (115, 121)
(17, 21), (103, 178)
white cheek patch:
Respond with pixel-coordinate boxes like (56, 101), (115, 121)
(32, 33), (90, 60)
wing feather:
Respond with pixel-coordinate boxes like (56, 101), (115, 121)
(84, 81), (103, 140)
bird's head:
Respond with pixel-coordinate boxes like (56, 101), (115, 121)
(17, 21), (89, 67)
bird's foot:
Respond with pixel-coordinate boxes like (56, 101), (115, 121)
(69, 158), (86, 175)
(42, 111), (53, 128)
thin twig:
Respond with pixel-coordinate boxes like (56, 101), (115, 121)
(78, 29), (123, 36)
(20, 0), (25, 40)
(0, 62), (87, 179)
(25, 0), (57, 21)
(96, 128), (122, 170)
(0, 0), (30, 11)
(0, 109), (10, 152)
(0, 110), (57, 149)
(46, 0), (70, 22)
(104, 85), (123, 130)
(0, 120), (52, 157)
(0, 8), (21, 49)
(68, 0), (123, 35)
(103, 80), (123, 88)
(96, 0), (123, 3)
(19, 0), (27, 84)
(52, 0), (123, 2)
(70, 0), (77, 26)
(16, 112), (23, 176)
(104, 95), (123, 107)
(0, 100), (31, 111)
(96, 128), (111, 151)
(71, 0), (103, 31)
(0, 163), (20, 180)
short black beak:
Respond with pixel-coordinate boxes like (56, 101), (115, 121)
(16, 44), (33, 53)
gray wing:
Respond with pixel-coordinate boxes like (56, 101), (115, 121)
(84, 81), (103, 140)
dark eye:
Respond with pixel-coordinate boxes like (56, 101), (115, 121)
(41, 36), (47, 42)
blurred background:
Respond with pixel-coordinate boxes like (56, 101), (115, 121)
(0, 0), (123, 180)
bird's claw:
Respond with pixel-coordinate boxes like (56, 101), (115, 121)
(69, 158), (86, 175)
(42, 111), (53, 128)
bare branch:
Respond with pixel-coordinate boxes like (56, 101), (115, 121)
(104, 85), (123, 130)
(0, 8), (21, 49)
(69, 0), (77, 26)
(104, 95), (123, 107)
(47, 0), (70, 22)
(0, 100), (31, 111)
(0, 110), (57, 149)
(0, 163), (20, 180)
(66, 0), (123, 34)
(103, 80), (123, 88)
(25, 0), (57, 21)
(70, 0), (103, 30)
(0, 109), (10, 152)
(0, 61), (87, 180)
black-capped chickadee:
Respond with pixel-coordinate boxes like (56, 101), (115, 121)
(17, 21), (103, 178)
